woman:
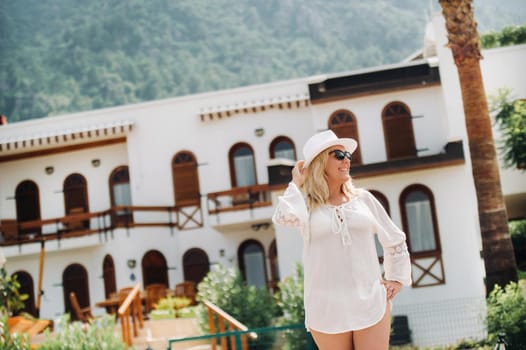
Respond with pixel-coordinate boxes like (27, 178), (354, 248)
(272, 130), (411, 350)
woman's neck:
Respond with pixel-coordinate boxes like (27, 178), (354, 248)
(328, 183), (348, 206)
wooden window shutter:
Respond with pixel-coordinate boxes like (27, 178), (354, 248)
(383, 102), (417, 160)
(173, 151), (200, 206)
(15, 180), (41, 235)
(328, 109), (362, 165)
(64, 173), (89, 214)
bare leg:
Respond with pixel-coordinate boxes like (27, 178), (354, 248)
(353, 304), (391, 350)
(309, 329), (353, 350)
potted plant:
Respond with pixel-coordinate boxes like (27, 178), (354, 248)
(0, 267), (30, 350)
(149, 296), (192, 319)
(0, 268), (28, 316)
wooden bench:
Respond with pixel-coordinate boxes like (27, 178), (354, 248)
(8, 315), (52, 336)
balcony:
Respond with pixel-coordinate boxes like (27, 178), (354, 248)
(0, 204), (203, 247)
(206, 184), (287, 231)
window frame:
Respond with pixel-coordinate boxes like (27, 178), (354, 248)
(382, 101), (417, 160)
(228, 142), (258, 188)
(109, 166), (133, 226)
(269, 136), (296, 161)
(399, 184), (442, 256)
(238, 239), (268, 289)
(172, 150), (201, 207)
(328, 109), (363, 165)
(15, 180), (41, 235)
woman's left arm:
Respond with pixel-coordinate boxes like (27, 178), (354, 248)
(363, 191), (412, 287)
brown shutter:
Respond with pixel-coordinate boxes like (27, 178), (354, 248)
(174, 162), (200, 206)
(383, 102), (416, 159)
(329, 109), (362, 165)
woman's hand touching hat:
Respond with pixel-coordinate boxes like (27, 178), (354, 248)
(292, 160), (306, 187)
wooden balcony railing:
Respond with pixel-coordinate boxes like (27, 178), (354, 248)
(0, 204), (202, 247)
(204, 300), (257, 350)
(0, 184), (290, 246)
(206, 183), (286, 215)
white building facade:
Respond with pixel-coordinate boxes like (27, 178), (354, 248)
(0, 13), (524, 347)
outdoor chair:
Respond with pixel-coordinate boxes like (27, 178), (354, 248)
(174, 281), (197, 305)
(145, 283), (168, 313)
(69, 292), (93, 323)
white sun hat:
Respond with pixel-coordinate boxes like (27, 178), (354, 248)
(302, 130), (357, 169)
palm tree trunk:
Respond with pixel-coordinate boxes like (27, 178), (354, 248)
(438, 0), (517, 293)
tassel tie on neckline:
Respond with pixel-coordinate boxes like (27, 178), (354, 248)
(331, 206), (352, 246)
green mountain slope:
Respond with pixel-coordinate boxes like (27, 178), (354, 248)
(0, 0), (525, 122)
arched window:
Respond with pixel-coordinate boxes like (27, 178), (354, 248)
(269, 136), (296, 160)
(400, 185), (440, 254)
(182, 248), (210, 286)
(15, 180), (41, 236)
(229, 143), (257, 187)
(328, 109), (362, 165)
(62, 263), (90, 321)
(238, 239), (267, 288)
(63, 174), (89, 214)
(142, 250), (169, 288)
(400, 184), (444, 287)
(13, 270), (36, 316)
(63, 173), (89, 229)
(369, 190), (391, 261)
(172, 151), (201, 207)
(109, 166), (133, 226)
(102, 255), (117, 299)
(382, 102), (416, 160)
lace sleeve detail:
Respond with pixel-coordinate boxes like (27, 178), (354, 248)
(271, 182), (309, 229)
(385, 242), (409, 258)
(272, 206), (301, 227)
(383, 241), (412, 286)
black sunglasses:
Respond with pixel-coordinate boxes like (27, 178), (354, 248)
(329, 149), (352, 161)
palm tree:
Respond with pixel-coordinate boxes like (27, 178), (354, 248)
(438, 0), (517, 293)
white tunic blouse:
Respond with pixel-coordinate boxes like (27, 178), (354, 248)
(272, 182), (412, 333)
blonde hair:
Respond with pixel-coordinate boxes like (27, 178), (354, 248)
(301, 149), (358, 211)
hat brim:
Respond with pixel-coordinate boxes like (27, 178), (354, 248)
(303, 138), (357, 168)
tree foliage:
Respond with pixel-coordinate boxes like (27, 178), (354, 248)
(489, 89), (526, 171)
(0, 0), (524, 122)
(274, 263), (312, 350)
(485, 281), (526, 349)
(509, 219), (526, 271)
(0, 316), (30, 350)
(480, 24), (526, 48)
(37, 314), (127, 350)
(196, 265), (277, 349)
(0, 268), (28, 316)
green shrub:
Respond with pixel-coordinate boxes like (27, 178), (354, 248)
(275, 263), (304, 325)
(452, 338), (490, 349)
(37, 314), (127, 350)
(481, 24), (526, 48)
(0, 315), (30, 350)
(274, 263), (314, 350)
(0, 268), (29, 315)
(149, 308), (176, 320)
(196, 264), (277, 349)
(176, 305), (198, 319)
(154, 295), (191, 311)
(486, 281), (526, 349)
(151, 295), (195, 319)
(510, 219), (526, 270)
